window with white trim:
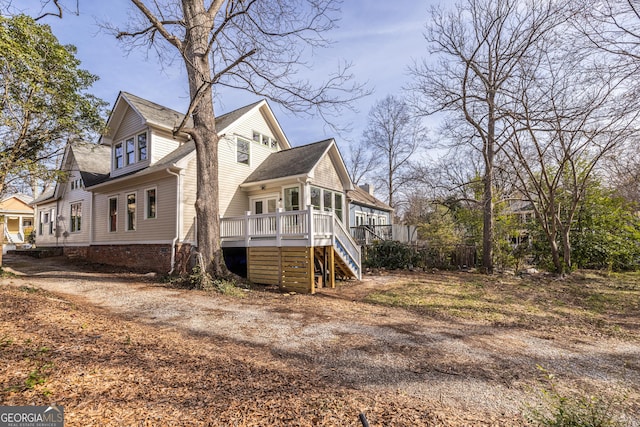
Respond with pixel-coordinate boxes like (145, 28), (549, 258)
(126, 193), (136, 231)
(284, 187), (300, 211)
(48, 208), (55, 235)
(70, 202), (82, 232)
(126, 137), (135, 165)
(145, 188), (157, 219)
(309, 186), (344, 222)
(251, 130), (278, 150)
(138, 133), (148, 161)
(109, 197), (118, 232)
(70, 178), (83, 190)
(114, 143), (124, 169)
(237, 137), (250, 165)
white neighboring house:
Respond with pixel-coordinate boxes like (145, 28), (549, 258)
(32, 92), (391, 292)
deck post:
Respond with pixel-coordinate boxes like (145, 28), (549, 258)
(307, 205), (314, 247)
(276, 208), (283, 247)
(308, 246), (315, 294)
(328, 245), (335, 288)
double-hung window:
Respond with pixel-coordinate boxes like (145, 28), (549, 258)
(126, 138), (135, 165)
(138, 133), (148, 161)
(114, 143), (124, 169)
(48, 209), (55, 235)
(146, 188), (156, 219)
(109, 197), (118, 232)
(126, 193), (136, 231)
(237, 138), (250, 165)
(70, 203), (82, 232)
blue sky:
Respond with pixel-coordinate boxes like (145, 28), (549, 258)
(18, 0), (434, 149)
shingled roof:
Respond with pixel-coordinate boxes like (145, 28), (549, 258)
(121, 92), (262, 133)
(347, 185), (393, 212)
(243, 139), (333, 184)
(70, 143), (111, 187)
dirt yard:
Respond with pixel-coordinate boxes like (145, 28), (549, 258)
(1, 254), (638, 426)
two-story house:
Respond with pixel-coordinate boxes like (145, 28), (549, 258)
(33, 92), (385, 293)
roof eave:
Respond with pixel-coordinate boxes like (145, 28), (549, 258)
(240, 173), (309, 189)
(86, 164), (183, 191)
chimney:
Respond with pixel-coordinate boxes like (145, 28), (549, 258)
(359, 183), (374, 195)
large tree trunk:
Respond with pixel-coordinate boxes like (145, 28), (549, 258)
(182, 0), (228, 277)
(482, 94), (496, 274)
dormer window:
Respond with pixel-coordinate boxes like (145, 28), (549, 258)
(113, 131), (148, 170)
(138, 133), (147, 161)
(126, 138), (135, 165)
(114, 143), (124, 169)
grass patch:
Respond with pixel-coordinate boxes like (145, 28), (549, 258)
(363, 271), (640, 335)
(0, 267), (16, 278)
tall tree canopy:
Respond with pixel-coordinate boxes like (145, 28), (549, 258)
(408, 0), (564, 273)
(0, 14), (105, 196)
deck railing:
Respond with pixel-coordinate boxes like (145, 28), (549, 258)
(220, 207), (361, 279)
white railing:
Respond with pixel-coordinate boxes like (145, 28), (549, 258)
(220, 207), (361, 279)
(220, 209), (311, 244)
(332, 215), (362, 280)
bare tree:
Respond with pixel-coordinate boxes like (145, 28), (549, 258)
(107, 0), (367, 279)
(502, 39), (640, 273)
(361, 95), (426, 210)
(345, 139), (379, 187)
(408, 0), (565, 273)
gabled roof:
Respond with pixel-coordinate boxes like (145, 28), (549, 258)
(120, 91), (194, 131)
(31, 188), (55, 205)
(243, 139), (334, 184)
(1, 193), (33, 205)
(70, 143), (111, 187)
(88, 98), (285, 189)
(347, 186), (393, 212)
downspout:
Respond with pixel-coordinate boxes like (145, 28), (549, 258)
(166, 168), (181, 274)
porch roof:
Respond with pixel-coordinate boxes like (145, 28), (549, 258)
(242, 139), (333, 185)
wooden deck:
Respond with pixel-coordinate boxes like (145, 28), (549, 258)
(221, 209), (361, 293)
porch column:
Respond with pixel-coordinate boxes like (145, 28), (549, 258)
(307, 205), (314, 247)
(244, 211), (251, 247)
(18, 215), (23, 240)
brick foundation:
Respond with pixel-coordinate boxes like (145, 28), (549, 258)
(85, 244), (174, 273)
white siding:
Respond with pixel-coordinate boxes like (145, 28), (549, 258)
(152, 129), (182, 163)
(218, 107), (280, 217)
(58, 169), (92, 245)
(181, 157), (198, 243)
(92, 175), (177, 244)
(33, 201), (57, 247)
(111, 107), (160, 179)
(113, 106), (143, 141)
(312, 154), (343, 191)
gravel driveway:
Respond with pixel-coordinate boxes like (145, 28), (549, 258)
(2, 254), (639, 424)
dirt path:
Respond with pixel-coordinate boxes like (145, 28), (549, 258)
(2, 254), (639, 425)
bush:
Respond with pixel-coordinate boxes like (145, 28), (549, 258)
(524, 367), (627, 427)
(363, 240), (420, 270)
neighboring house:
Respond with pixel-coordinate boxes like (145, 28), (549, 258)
(503, 199), (535, 247)
(347, 184), (393, 244)
(1, 194), (35, 250)
(32, 92), (381, 293)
